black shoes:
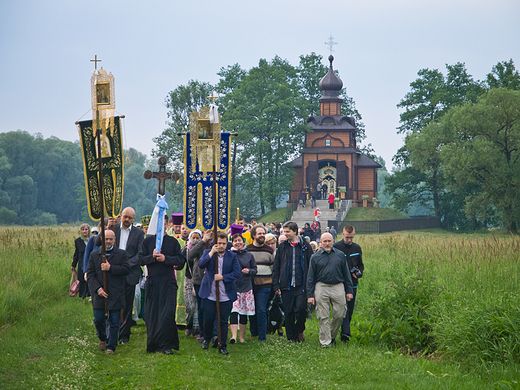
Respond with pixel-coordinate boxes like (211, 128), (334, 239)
(211, 336), (219, 348)
(202, 340), (209, 350)
(119, 339), (129, 345)
(218, 348), (229, 355)
(340, 334), (350, 343)
(163, 349), (177, 355)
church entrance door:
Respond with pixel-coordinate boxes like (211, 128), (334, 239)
(318, 163), (337, 197)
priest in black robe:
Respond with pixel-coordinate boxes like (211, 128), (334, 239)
(139, 216), (185, 354)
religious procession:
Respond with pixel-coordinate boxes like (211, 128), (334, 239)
(70, 56), (367, 356)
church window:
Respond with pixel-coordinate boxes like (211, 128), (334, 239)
(325, 139), (331, 147)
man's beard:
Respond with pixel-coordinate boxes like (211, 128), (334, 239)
(255, 237), (265, 245)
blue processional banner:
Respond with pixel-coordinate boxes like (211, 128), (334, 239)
(184, 132), (230, 231)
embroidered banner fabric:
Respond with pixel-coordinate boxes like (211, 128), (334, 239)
(184, 132), (230, 231)
(78, 117), (124, 220)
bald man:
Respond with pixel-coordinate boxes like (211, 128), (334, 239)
(306, 233), (353, 348)
(114, 207), (144, 345)
(87, 229), (130, 354)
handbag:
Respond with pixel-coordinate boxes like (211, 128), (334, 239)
(69, 269), (80, 297)
(267, 295), (285, 334)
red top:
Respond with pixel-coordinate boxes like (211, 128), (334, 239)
(328, 194), (335, 204)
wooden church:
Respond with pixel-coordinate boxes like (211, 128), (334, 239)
(288, 55), (381, 207)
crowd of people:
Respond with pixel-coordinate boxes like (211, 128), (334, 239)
(71, 208), (364, 355)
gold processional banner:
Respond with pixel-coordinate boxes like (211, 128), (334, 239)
(78, 116), (124, 220)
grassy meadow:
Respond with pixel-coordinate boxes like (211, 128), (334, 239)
(1, 226), (519, 389)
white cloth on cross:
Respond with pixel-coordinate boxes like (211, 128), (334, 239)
(209, 104), (219, 124)
(147, 194), (169, 252)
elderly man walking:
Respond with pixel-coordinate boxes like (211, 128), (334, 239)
(307, 233), (353, 348)
(87, 230), (130, 355)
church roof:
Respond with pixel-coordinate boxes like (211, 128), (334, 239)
(357, 154), (382, 168)
(307, 115), (357, 131)
(290, 155), (303, 167)
(290, 151), (381, 169)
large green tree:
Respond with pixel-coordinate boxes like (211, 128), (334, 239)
(386, 63), (485, 226)
(215, 64), (247, 220)
(440, 89), (520, 233)
(231, 56), (309, 213)
(153, 80), (214, 209)
(154, 80), (214, 171)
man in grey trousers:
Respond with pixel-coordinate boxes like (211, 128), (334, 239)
(307, 233), (353, 348)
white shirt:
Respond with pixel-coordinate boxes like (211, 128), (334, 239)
(119, 223), (131, 250)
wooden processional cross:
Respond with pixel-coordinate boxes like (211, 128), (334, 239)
(143, 156), (180, 196)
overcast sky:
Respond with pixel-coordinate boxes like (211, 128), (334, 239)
(1, 0), (519, 170)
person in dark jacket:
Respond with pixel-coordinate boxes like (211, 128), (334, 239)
(113, 207), (144, 345)
(72, 223), (90, 298)
(307, 233), (353, 348)
(87, 230), (130, 355)
(302, 222), (315, 242)
(272, 221), (313, 342)
(333, 225), (364, 342)
(229, 233), (257, 343)
(199, 231), (241, 355)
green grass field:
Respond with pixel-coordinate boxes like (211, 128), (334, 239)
(1, 226), (519, 389)
(344, 207), (409, 221)
(256, 207), (291, 224)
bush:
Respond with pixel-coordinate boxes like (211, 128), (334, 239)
(369, 267), (443, 353)
(434, 292), (520, 366)
(0, 206), (17, 225)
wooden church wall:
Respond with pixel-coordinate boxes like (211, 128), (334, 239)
(357, 168), (377, 198)
(306, 132), (350, 148)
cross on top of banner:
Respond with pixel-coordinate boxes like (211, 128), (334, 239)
(90, 55), (102, 70)
(207, 91), (218, 104)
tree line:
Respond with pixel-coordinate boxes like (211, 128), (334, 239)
(0, 131), (158, 226)
(385, 59), (520, 232)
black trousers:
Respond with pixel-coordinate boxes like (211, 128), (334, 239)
(77, 262), (90, 298)
(119, 281), (136, 342)
(281, 287), (307, 341)
(202, 299), (232, 349)
(341, 287), (357, 337)
(194, 284), (203, 336)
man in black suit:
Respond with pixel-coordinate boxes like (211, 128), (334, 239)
(114, 207), (144, 344)
(87, 229), (130, 354)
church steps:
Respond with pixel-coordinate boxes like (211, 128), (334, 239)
(289, 200), (337, 236)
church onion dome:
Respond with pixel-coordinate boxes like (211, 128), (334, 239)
(319, 55), (343, 95)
